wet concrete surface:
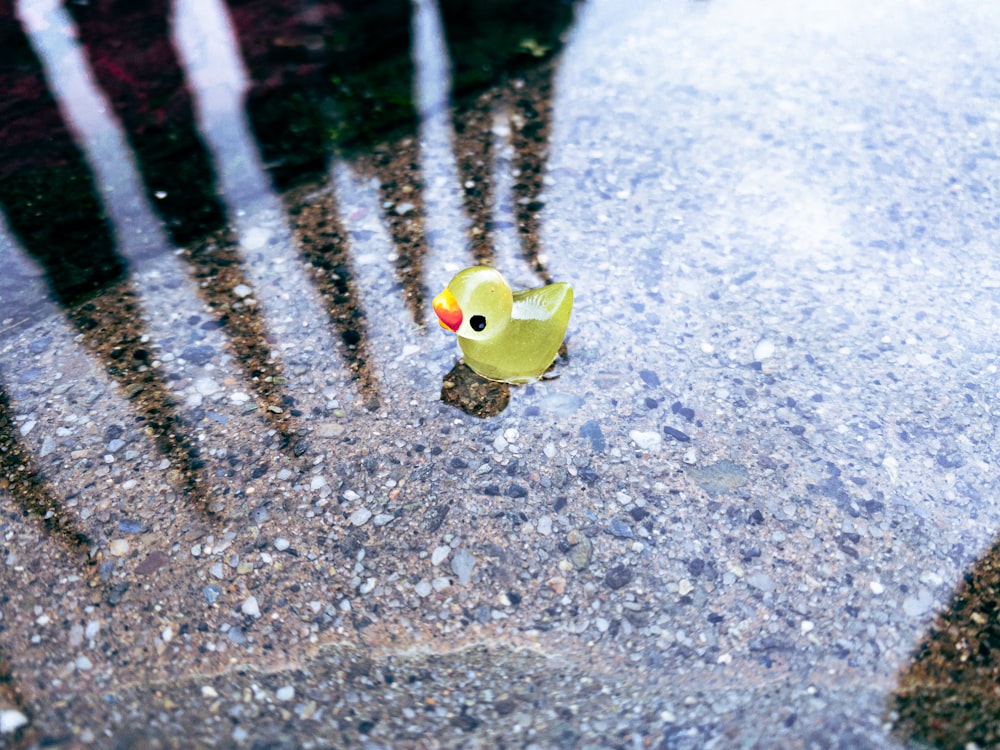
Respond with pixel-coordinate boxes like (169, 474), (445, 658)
(2, 0), (1000, 747)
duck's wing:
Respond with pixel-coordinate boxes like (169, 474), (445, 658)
(512, 282), (573, 321)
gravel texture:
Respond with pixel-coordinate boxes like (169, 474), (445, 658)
(2, 0), (1000, 747)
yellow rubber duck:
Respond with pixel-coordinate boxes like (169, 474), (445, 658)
(433, 266), (573, 384)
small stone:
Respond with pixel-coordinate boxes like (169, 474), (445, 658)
(68, 624), (84, 647)
(747, 572), (775, 593)
(204, 585), (221, 603)
(233, 283), (253, 298)
(181, 345), (214, 365)
(801, 620), (814, 634)
(227, 626), (247, 645)
(28, 336), (52, 354)
(609, 520), (633, 538)
(242, 227), (271, 250)
(605, 564), (633, 590)
(547, 576), (567, 595)
(882, 456), (899, 483)
(276, 686), (295, 702)
(678, 579), (693, 596)
(579, 420), (606, 452)
(0, 709), (29, 733)
(350, 508), (372, 526)
(242, 596), (261, 618)
(595, 617), (610, 633)
(317, 422), (345, 438)
(569, 537), (593, 570)
(431, 546), (451, 566)
(663, 425), (691, 442)
(310, 474), (328, 490)
(201, 686), (219, 698)
(135, 550), (169, 575)
(274, 537), (290, 552)
(210, 563), (225, 579)
(40, 436), (56, 457)
(536, 516), (553, 536)
(414, 579), (433, 597)
(109, 539), (129, 557)
(629, 430), (662, 451)
(870, 580), (885, 595)
(451, 548), (476, 585)
(539, 392), (583, 417)
(373, 513), (395, 527)
(903, 589), (933, 617)
(639, 369), (660, 387)
(195, 377), (220, 396)
(76, 655), (93, 671)
(19, 420), (36, 436)
(754, 339), (775, 361)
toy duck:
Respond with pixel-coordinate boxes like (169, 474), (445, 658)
(433, 266), (573, 384)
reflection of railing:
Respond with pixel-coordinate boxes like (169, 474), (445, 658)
(0, 0), (576, 629)
(0, 2), (577, 737)
(0, 383), (92, 553)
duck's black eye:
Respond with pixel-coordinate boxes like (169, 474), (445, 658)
(470, 315), (487, 331)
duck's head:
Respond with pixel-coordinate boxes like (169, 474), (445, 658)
(433, 266), (513, 341)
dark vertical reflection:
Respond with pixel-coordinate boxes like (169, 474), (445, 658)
(439, 0), (578, 280)
(0, 7), (214, 515)
(892, 538), (1000, 748)
(0, 3), (125, 305)
(177, 229), (300, 442)
(65, 282), (216, 512)
(0, 382), (92, 554)
(65, 0), (298, 442)
(284, 187), (381, 408)
(226, 0), (425, 402)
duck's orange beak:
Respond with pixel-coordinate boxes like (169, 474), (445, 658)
(433, 287), (462, 332)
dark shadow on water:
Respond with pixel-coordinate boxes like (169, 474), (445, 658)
(441, 362), (511, 418)
(891, 536), (1000, 748)
(439, 342), (568, 418)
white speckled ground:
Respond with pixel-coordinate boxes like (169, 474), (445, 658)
(2, 0), (999, 746)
